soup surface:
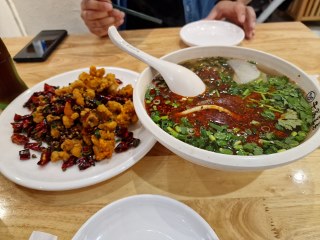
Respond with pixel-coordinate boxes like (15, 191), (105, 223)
(144, 57), (313, 155)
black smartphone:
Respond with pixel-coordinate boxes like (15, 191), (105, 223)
(13, 30), (68, 62)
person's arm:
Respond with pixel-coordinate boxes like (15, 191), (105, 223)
(80, 0), (125, 37)
(206, 1), (256, 39)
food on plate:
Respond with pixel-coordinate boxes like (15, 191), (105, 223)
(145, 57), (313, 156)
(11, 66), (140, 171)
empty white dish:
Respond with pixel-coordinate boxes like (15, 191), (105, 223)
(180, 20), (245, 47)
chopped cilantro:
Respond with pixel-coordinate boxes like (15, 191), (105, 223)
(278, 109), (302, 130)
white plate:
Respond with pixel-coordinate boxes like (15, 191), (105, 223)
(0, 67), (156, 191)
(180, 20), (245, 47)
(72, 194), (219, 240)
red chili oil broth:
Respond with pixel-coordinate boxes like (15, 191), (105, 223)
(144, 57), (313, 156)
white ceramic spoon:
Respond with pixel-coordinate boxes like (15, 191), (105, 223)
(108, 26), (206, 97)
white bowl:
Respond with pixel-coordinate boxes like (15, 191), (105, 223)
(73, 194), (219, 240)
(180, 20), (245, 47)
(133, 46), (320, 171)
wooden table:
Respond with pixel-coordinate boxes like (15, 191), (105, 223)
(1, 22), (320, 240)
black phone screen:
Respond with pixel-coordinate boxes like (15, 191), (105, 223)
(13, 30), (68, 62)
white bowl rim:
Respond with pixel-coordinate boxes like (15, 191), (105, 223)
(133, 46), (320, 171)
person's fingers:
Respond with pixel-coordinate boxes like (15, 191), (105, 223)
(205, 1), (241, 21)
(81, 4), (125, 22)
(234, 2), (246, 24)
(81, 9), (110, 21)
(113, 18), (125, 28)
(233, 3), (256, 39)
(111, 8), (125, 20)
(81, 0), (112, 12)
(205, 1), (256, 39)
(80, 0), (125, 37)
(244, 6), (256, 39)
(88, 18), (124, 37)
(85, 18), (114, 34)
(205, 7), (219, 20)
(85, 14), (125, 37)
(89, 27), (108, 37)
(87, 16), (117, 29)
(81, 0), (114, 24)
(246, 6), (256, 30)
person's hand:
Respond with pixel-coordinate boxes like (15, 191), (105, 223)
(205, 1), (256, 39)
(81, 0), (125, 37)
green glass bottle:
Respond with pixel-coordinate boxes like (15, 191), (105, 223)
(0, 38), (28, 110)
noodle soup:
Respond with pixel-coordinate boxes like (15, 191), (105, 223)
(144, 57), (313, 156)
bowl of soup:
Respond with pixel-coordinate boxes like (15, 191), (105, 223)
(133, 46), (320, 171)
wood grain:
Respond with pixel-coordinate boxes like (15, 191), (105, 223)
(1, 22), (320, 240)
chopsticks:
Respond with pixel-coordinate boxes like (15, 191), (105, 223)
(112, 4), (163, 25)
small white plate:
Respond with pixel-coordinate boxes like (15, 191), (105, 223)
(180, 20), (245, 47)
(72, 194), (220, 240)
(0, 67), (156, 191)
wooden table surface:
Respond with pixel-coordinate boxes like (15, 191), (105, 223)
(1, 22), (320, 240)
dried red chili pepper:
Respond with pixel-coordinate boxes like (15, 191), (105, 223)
(130, 138), (140, 148)
(19, 149), (30, 160)
(115, 78), (122, 84)
(44, 83), (57, 93)
(77, 156), (95, 170)
(11, 133), (29, 145)
(115, 142), (129, 153)
(11, 122), (23, 133)
(37, 148), (51, 166)
(24, 142), (43, 152)
(62, 156), (77, 171)
(13, 113), (32, 122)
(30, 120), (48, 141)
(22, 118), (33, 131)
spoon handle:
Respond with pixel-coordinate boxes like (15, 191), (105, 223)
(108, 26), (161, 69)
